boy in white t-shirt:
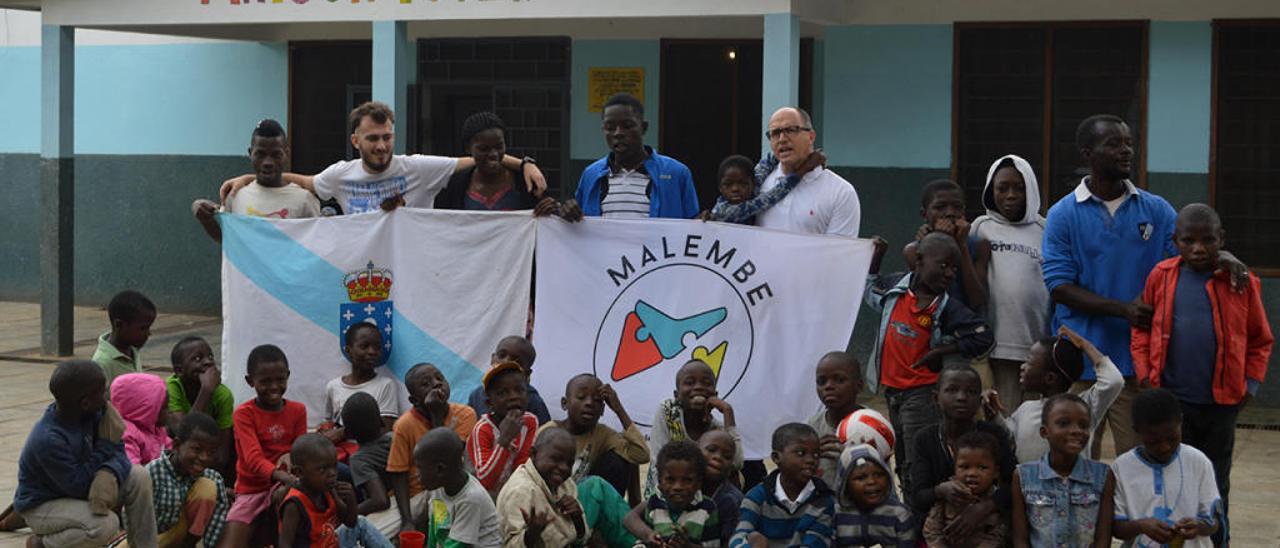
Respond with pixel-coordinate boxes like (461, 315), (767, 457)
(220, 101), (547, 214)
(193, 118), (320, 240)
(1113, 388), (1220, 547)
(416, 427), (503, 547)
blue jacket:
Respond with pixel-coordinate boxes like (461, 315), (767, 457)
(574, 146), (700, 219)
(14, 404), (133, 512)
(1041, 180), (1177, 378)
(863, 272), (994, 394)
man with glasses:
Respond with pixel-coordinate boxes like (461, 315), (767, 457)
(573, 93), (700, 219)
(756, 107), (861, 236)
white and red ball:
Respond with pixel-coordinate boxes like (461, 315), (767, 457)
(836, 409), (895, 460)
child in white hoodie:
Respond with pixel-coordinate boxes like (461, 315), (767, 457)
(970, 154), (1049, 411)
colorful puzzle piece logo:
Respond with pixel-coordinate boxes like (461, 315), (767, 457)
(612, 300), (730, 381)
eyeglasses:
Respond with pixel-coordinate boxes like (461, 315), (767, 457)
(765, 125), (812, 141)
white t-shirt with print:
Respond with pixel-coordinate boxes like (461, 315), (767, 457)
(1112, 444), (1220, 548)
(224, 182), (321, 219)
(427, 474), (503, 548)
(755, 165), (861, 237)
(313, 155), (458, 214)
(323, 372), (403, 424)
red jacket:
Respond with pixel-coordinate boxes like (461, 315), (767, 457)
(1131, 257), (1273, 405)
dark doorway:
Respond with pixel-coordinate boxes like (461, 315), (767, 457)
(289, 41), (372, 176)
(418, 38), (571, 197)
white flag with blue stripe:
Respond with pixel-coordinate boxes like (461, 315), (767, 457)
(219, 209), (535, 427)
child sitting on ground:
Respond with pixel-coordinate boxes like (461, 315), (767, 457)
(277, 433), (391, 547)
(220, 344), (309, 547)
(833, 443), (915, 547)
(146, 412), (232, 547)
(1011, 394), (1114, 548)
(111, 372), (173, 465)
(414, 428), (503, 547)
(984, 325), (1123, 463)
(646, 360), (742, 498)
(806, 351), (864, 488)
(323, 322), (403, 438)
(704, 151), (826, 223)
(469, 361), (541, 497)
(93, 290), (157, 394)
(495, 427), (588, 547)
(910, 366), (1015, 542)
(14, 360), (157, 547)
(970, 154), (1049, 412)
(388, 363), (478, 531)
(625, 440), (721, 547)
(730, 422), (834, 548)
(339, 393), (395, 525)
(166, 336), (235, 477)
(467, 336), (553, 424)
(699, 430), (742, 545)
(538, 373), (649, 499)
(1131, 203), (1272, 546)
(865, 233), (994, 497)
(922, 430), (1008, 547)
(1112, 389), (1220, 547)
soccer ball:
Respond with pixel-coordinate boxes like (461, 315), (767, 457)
(836, 409), (895, 460)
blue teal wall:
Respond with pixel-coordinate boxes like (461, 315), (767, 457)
(1147, 22), (1212, 174)
(569, 39), (661, 163)
(821, 25), (953, 169)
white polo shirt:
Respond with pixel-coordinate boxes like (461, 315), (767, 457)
(755, 165), (861, 237)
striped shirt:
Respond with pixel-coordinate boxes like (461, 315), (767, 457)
(730, 471), (834, 548)
(833, 502), (916, 548)
(600, 167), (651, 218)
(467, 412), (539, 496)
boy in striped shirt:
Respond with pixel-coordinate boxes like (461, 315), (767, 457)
(468, 361), (540, 497)
(730, 423), (834, 547)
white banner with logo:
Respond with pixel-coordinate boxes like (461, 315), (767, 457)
(220, 209), (535, 427)
(532, 217), (872, 459)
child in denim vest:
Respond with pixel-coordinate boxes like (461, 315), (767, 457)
(1011, 393), (1114, 547)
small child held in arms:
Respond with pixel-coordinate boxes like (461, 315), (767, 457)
(1011, 394), (1114, 548)
(1112, 389), (1220, 547)
(922, 430), (1008, 547)
(147, 412), (232, 547)
(625, 440), (722, 547)
(730, 423), (834, 548)
(970, 154), (1050, 412)
(14, 360), (157, 547)
(110, 372), (173, 465)
(321, 322), (403, 460)
(467, 336), (553, 424)
(414, 428), (503, 547)
(388, 363), (478, 531)
(806, 351), (864, 489)
(495, 427), (589, 547)
(339, 392), (395, 526)
(277, 433), (391, 547)
(646, 360), (742, 498)
(1131, 203), (1271, 545)
(221, 344), (309, 547)
(984, 325), (1122, 463)
(909, 366), (1014, 543)
(469, 361), (541, 496)
(703, 151), (825, 223)
(166, 337), (235, 477)
(865, 233), (994, 496)
(538, 373), (649, 499)
(93, 290), (157, 393)
(699, 430), (743, 545)
(833, 444), (915, 548)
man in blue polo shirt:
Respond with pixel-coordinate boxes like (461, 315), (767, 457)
(573, 93), (700, 219)
(1043, 114), (1247, 459)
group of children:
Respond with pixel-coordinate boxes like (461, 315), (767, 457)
(5, 138), (1271, 547)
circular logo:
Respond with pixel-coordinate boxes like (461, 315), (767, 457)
(592, 263), (755, 427)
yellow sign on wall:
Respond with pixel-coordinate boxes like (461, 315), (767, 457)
(588, 68), (645, 113)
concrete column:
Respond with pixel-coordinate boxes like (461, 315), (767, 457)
(41, 25), (74, 357)
(762, 12), (800, 148)
(372, 20), (415, 154)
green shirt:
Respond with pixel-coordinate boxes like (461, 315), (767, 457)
(92, 331), (140, 395)
(165, 375), (235, 429)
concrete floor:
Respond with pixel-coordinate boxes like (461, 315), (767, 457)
(0, 302), (1277, 546)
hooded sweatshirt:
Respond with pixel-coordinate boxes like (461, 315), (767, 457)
(832, 444), (916, 547)
(969, 154), (1050, 361)
(111, 372), (172, 465)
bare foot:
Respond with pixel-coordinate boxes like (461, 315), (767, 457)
(26, 534), (44, 548)
(0, 505), (25, 532)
